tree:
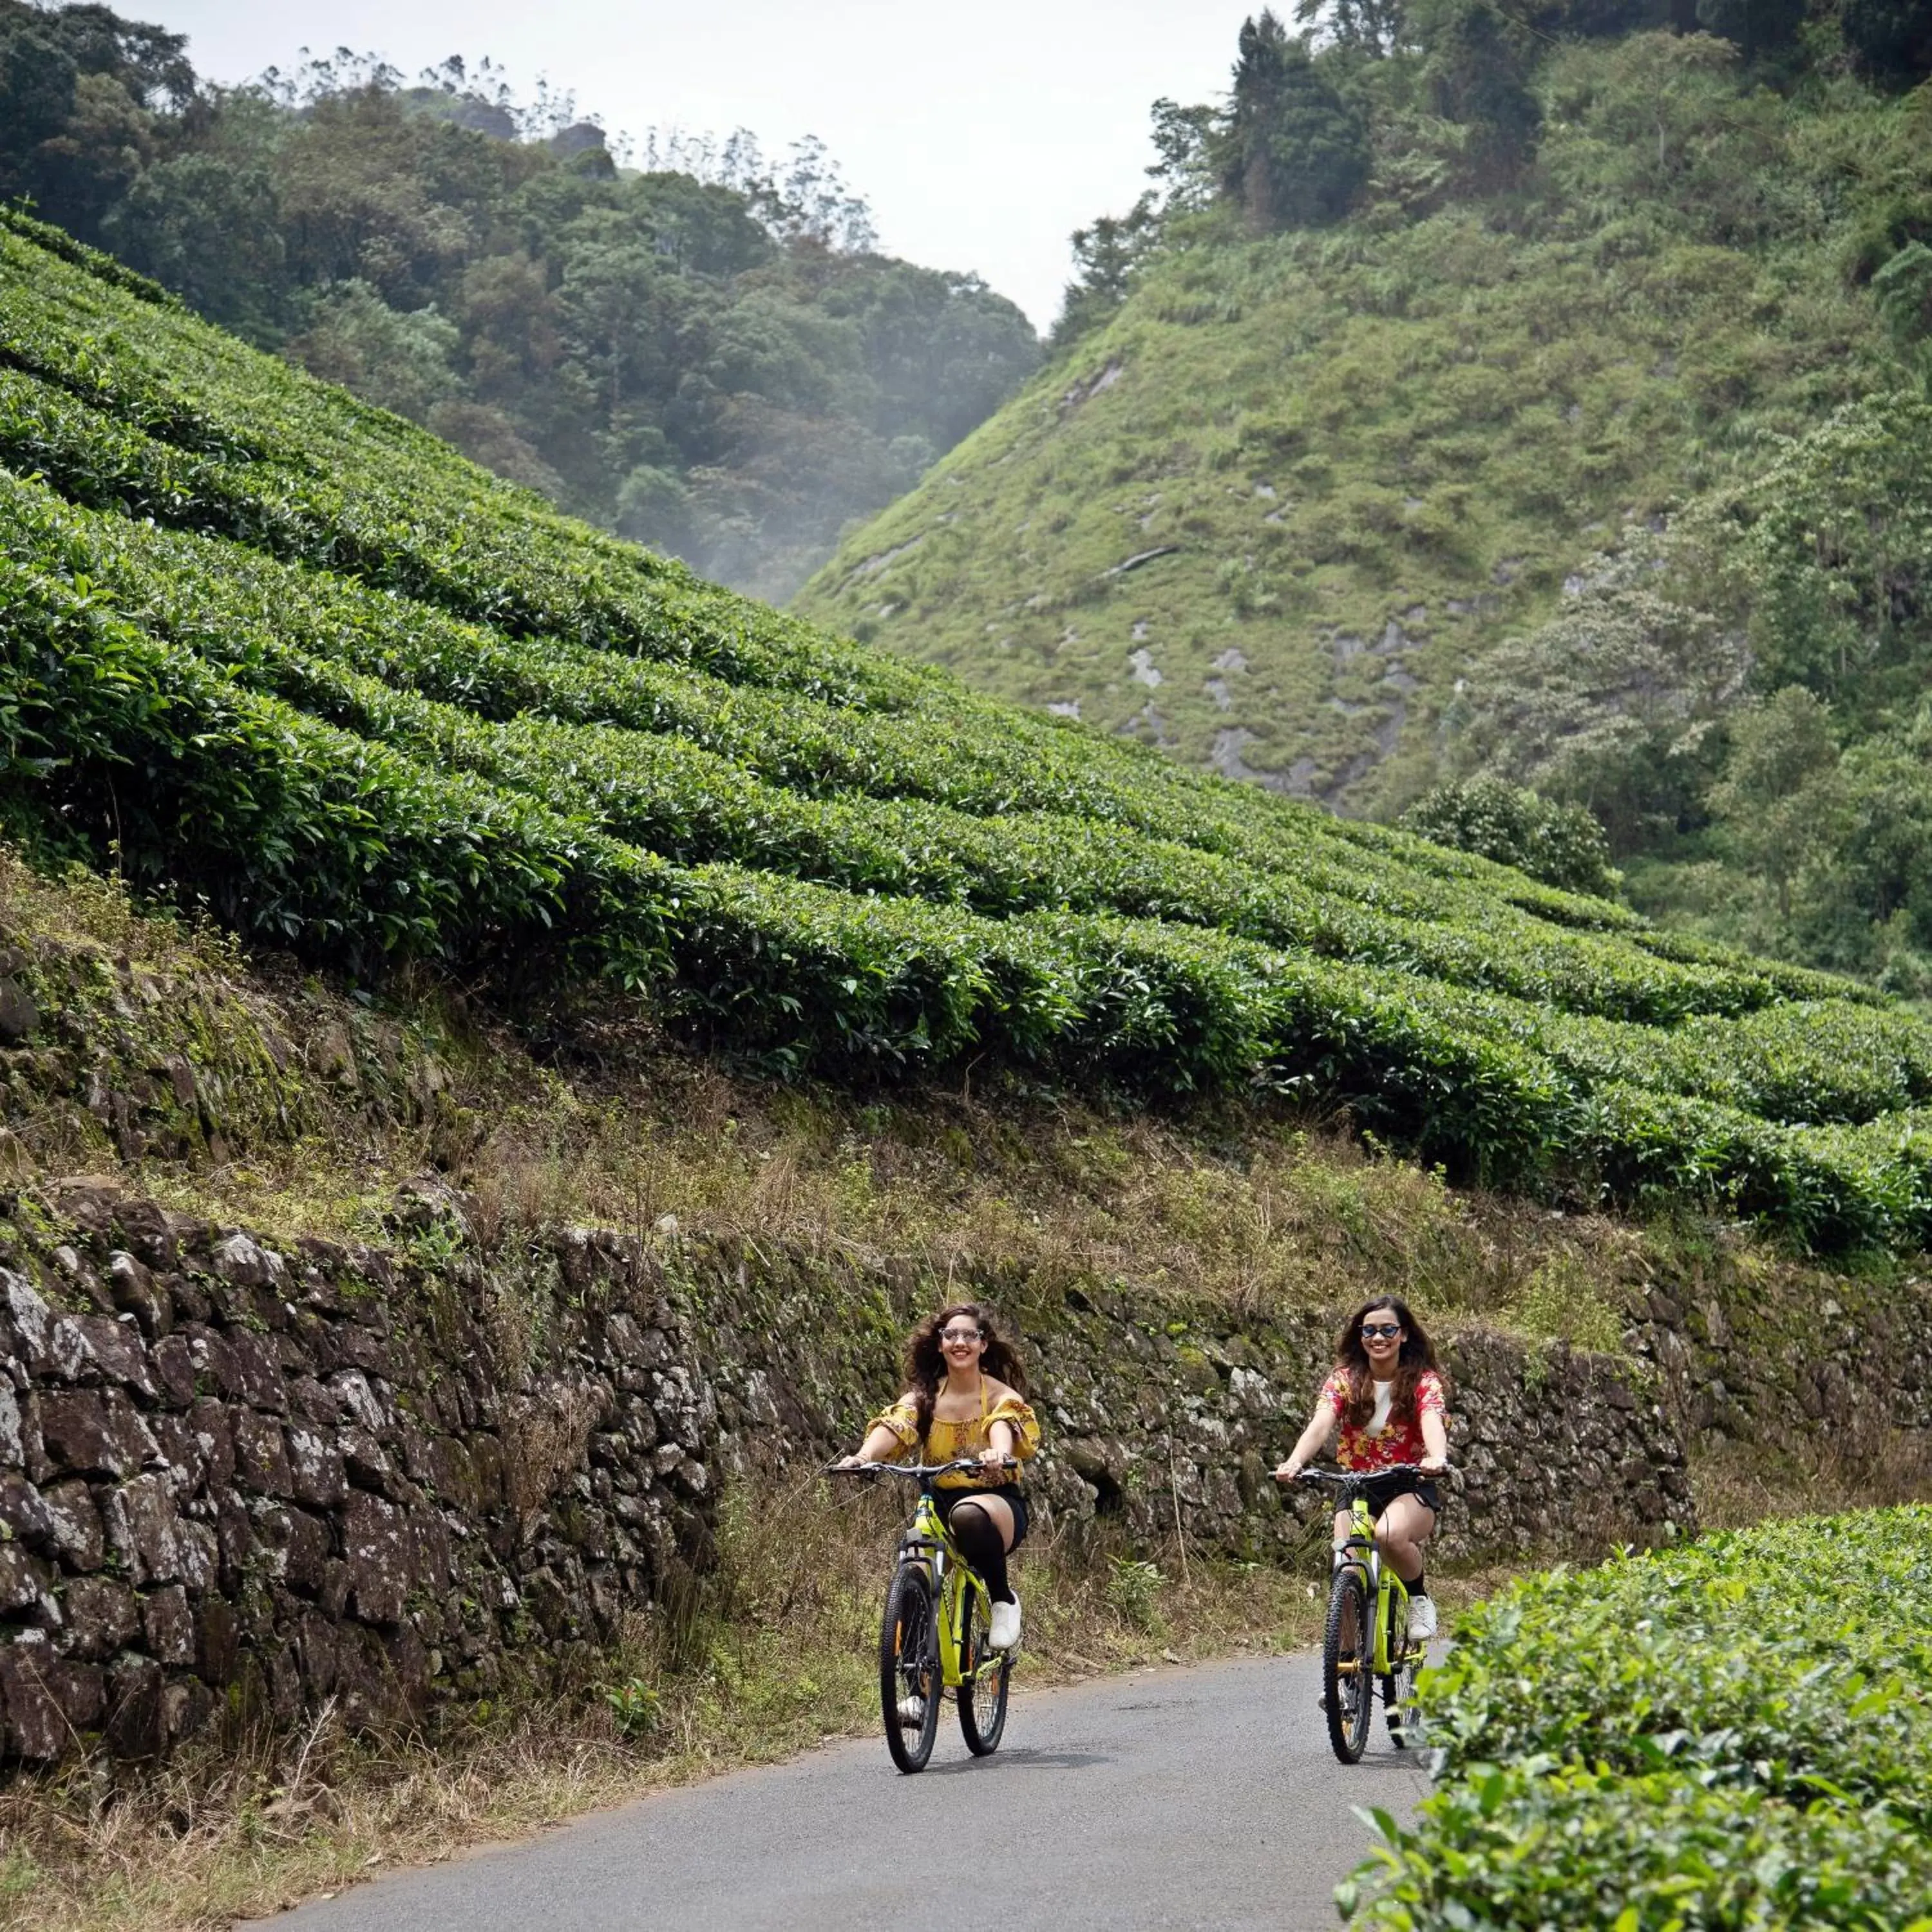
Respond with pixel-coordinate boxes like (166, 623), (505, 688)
(1052, 194), (1162, 346)
(1293, 0), (1407, 55)
(285, 279), (462, 424)
(102, 151), (285, 337)
(1708, 686), (1840, 922)
(1448, 553), (1750, 853)
(1694, 0), (1808, 61)
(1400, 781), (1622, 896)
(1703, 395), (1932, 703)
(1840, 0), (1932, 87)
(1416, 0), (1542, 184)
(1213, 11), (1370, 231)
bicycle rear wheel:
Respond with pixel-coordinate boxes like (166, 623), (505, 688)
(880, 1562), (941, 1773)
(1323, 1565), (1374, 1764)
(956, 1586), (1011, 1756)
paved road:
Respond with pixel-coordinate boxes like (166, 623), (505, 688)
(261, 1650), (1430, 1932)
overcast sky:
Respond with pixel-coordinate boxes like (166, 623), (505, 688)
(140, 1), (1247, 331)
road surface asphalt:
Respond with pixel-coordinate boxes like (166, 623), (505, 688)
(258, 1647), (1431, 1932)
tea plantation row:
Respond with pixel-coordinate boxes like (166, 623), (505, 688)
(3, 212), (1931, 1249)
(1354, 1508), (1932, 1929)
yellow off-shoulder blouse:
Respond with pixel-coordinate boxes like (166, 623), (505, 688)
(869, 1380), (1041, 1490)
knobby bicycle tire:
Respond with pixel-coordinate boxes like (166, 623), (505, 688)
(880, 1562), (942, 1773)
(1323, 1564), (1374, 1764)
(956, 1584), (1011, 1756)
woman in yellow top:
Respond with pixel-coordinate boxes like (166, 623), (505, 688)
(836, 1300), (1041, 1650)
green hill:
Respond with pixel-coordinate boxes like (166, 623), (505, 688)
(792, 29), (1929, 818)
(5, 205), (1932, 1250)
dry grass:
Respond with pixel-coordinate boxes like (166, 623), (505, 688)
(1690, 1427), (1932, 1532)
(0, 1474), (1336, 1932)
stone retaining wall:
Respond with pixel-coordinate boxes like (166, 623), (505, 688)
(1, 1183), (714, 1764)
(8, 1181), (1920, 1768)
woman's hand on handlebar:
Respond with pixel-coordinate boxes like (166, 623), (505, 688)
(831, 1452), (871, 1471)
(1273, 1457), (1302, 1485)
(1418, 1455), (1448, 1475)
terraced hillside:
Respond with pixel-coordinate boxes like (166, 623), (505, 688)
(4, 207), (1932, 1251)
(793, 33), (1926, 813)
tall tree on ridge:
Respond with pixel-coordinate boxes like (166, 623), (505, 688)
(1215, 10), (1370, 231)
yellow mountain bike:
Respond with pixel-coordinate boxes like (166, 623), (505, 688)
(1295, 1464), (1434, 1763)
(831, 1457), (1015, 1773)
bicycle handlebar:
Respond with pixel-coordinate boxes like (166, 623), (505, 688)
(1289, 1462), (1446, 1488)
(826, 1456), (1018, 1479)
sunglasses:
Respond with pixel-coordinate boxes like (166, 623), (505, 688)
(1360, 1322), (1403, 1340)
(940, 1327), (984, 1345)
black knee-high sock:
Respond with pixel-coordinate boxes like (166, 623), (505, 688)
(1410, 1571), (1428, 1599)
(950, 1503), (1014, 1604)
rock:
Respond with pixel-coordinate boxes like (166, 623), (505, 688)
(104, 1654), (167, 1759)
(0, 1472), (55, 1548)
(231, 1406), (293, 1496)
(59, 1575), (140, 1658)
(150, 1333), (197, 1407)
(194, 1597), (240, 1685)
(0, 1385), (20, 1468)
(0, 978), (38, 1044)
(0, 1542), (50, 1613)
(142, 1584), (194, 1665)
(209, 1233), (276, 1290)
(0, 1639), (68, 1758)
(109, 1198), (178, 1273)
(102, 1473), (201, 1587)
(35, 1388), (159, 1477)
(342, 1490), (412, 1625)
(41, 1478), (104, 1570)
(0, 1271), (54, 1374)
(285, 1422), (347, 1508)
(57, 1312), (161, 1400)
(106, 1251), (171, 1339)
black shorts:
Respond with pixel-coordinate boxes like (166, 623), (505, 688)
(936, 1484), (1030, 1549)
(1358, 1470), (1441, 1519)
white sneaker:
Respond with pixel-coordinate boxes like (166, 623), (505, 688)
(896, 1694), (925, 1724)
(989, 1597), (1021, 1650)
(1407, 1594), (1437, 1641)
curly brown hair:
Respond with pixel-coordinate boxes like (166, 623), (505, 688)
(905, 1302), (1028, 1445)
(1332, 1296), (1443, 1433)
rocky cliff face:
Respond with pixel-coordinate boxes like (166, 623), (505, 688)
(3, 1175), (1926, 1766)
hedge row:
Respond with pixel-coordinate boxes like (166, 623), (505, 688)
(1, 473), (1875, 1039)
(3, 218), (1927, 1246)
(1351, 1508), (1932, 1929)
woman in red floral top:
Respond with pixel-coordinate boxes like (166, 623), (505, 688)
(1274, 1296), (1450, 1638)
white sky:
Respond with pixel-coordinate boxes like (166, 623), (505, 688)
(140, 1), (1247, 331)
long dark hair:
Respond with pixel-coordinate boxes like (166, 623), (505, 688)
(905, 1302), (1028, 1444)
(1333, 1296), (1441, 1431)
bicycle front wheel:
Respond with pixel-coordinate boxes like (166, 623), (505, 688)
(956, 1586), (1011, 1756)
(880, 1562), (941, 1773)
(1323, 1564), (1374, 1764)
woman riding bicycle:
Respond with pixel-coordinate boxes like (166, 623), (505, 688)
(1274, 1295), (1449, 1639)
(835, 1300), (1039, 1650)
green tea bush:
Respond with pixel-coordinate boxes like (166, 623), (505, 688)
(1, 216), (1926, 1245)
(1351, 1508), (1932, 1929)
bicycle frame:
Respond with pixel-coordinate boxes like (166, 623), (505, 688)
(896, 1482), (1001, 1694)
(1332, 1490), (1417, 1681)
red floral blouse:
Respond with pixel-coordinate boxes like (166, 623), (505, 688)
(1317, 1367), (1448, 1472)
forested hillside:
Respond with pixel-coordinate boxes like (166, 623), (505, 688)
(795, 4), (1932, 992)
(0, 3), (1040, 599)
(6, 207), (1932, 1251)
